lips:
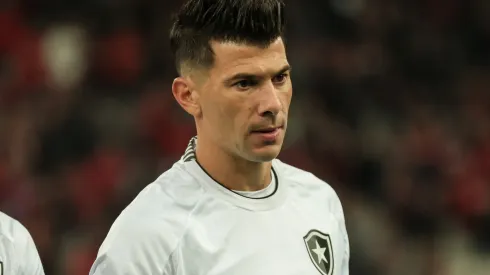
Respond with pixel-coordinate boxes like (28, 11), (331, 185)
(250, 126), (282, 142)
(252, 126), (282, 133)
(254, 127), (278, 133)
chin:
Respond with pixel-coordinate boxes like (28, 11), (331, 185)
(247, 144), (282, 162)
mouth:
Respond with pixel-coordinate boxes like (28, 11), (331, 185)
(250, 126), (284, 142)
(251, 125), (284, 134)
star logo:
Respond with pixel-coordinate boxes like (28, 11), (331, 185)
(303, 230), (334, 275)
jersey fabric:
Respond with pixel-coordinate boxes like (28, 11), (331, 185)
(90, 137), (349, 275)
(0, 212), (45, 275)
(234, 167), (276, 198)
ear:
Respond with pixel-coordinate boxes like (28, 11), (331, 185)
(172, 76), (201, 117)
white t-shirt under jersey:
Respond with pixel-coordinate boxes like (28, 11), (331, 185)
(0, 212), (45, 275)
(90, 137), (349, 275)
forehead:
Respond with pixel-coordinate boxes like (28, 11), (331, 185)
(209, 38), (288, 77)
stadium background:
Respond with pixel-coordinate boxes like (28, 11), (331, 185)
(1, 0), (490, 274)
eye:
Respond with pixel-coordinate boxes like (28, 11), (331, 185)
(272, 73), (288, 84)
(234, 79), (257, 90)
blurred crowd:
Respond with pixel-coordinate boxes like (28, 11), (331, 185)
(0, 0), (489, 274)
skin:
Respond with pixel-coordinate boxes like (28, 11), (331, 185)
(172, 37), (292, 191)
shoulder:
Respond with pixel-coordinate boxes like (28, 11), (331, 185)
(101, 162), (206, 247)
(273, 159), (338, 198)
(0, 211), (33, 248)
(92, 163), (205, 273)
(273, 159), (345, 218)
(0, 212), (44, 274)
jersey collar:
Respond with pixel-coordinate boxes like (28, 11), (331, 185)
(181, 137), (288, 211)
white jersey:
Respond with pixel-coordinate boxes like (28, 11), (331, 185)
(0, 212), (45, 275)
(90, 137), (349, 275)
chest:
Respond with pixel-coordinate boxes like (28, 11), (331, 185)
(176, 202), (346, 275)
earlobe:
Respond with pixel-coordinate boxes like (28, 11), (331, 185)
(172, 77), (201, 117)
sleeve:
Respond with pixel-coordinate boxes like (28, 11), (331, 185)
(14, 222), (45, 275)
(89, 218), (177, 275)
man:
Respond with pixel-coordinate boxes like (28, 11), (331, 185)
(90, 0), (349, 274)
(0, 211), (45, 275)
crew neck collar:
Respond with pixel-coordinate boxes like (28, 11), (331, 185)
(181, 137), (288, 211)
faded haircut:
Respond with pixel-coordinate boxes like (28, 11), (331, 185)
(170, 0), (286, 75)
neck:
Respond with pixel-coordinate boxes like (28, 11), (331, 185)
(195, 136), (272, 192)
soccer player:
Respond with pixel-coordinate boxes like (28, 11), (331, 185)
(0, 211), (45, 275)
(90, 0), (349, 274)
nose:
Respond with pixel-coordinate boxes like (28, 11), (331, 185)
(257, 81), (281, 117)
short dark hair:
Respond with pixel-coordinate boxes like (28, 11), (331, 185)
(170, 0), (286, 75)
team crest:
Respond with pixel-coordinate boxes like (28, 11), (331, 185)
(303, 229), (334, 275)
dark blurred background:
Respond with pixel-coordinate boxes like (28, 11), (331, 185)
(1, 0), (490, 274)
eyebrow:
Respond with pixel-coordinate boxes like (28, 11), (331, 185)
(223, 65), (292, 85)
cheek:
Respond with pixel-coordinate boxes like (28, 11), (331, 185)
(228, 98), (253, 134)
(210, 97), (241, 129)
(281, 87), (293, 111)
(202, 88), (250, 135)
(202, 91), (226, 117)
